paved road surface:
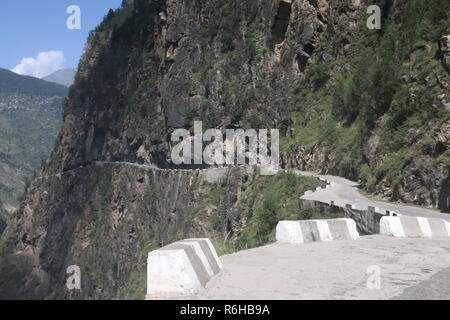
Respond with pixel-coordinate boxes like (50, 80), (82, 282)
(192, 236), (450, 300)
(294, 170), (450, 222)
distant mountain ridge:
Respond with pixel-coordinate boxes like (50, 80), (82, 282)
(0, 68), (67, 97)
(0, 67), (66, 215)
(43, 68), (76, 87)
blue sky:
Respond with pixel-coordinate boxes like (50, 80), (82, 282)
(0, 0), (123, 77)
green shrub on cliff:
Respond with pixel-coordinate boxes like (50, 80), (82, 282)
(236, 171), (321, 249)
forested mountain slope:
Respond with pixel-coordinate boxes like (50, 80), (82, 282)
(0, 69), (66, 214)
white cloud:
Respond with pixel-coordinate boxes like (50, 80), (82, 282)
(11, 51), (65, 78)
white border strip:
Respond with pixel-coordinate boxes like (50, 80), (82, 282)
(416, 217), (432, 238)
(315, 220), (333, 242)
(187, 238), (223, 270)
(178, 241), (215, 277)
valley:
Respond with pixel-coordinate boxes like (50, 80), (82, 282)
(0, 69), (66, 217)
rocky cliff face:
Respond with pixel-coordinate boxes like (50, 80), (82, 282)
(42, 0), (366, 174)
(0, 164), (252, 299)
(0, 0), (449, 299)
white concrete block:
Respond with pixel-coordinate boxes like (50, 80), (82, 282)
(380, 217), (405, 237)
(276, 219), (360, 244)
(147, 249), (204, 296)
(374, 207), (383, 214)
(146, 238), (222, 298)
(276, 221), (304, 244)
(381, 216), (450, 238)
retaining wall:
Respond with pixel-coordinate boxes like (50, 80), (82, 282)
(299, 199), (383, 235)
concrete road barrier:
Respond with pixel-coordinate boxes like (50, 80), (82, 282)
(146, 238), (222, 298)
(375, 207), (384, 214)
(276, 219), (360, 244)
(380, 216), (450, 238)
(368, 206), (384, 215)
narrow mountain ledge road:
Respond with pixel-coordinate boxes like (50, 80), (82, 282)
(294, 170), (450, 222)
(43, 162), (448, 223)
(40, 161), (449, 223)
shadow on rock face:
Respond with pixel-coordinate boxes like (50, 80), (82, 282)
(0, 217), (5, 235)
(438, 177), (450, 213)
(271, 1), (292, 45)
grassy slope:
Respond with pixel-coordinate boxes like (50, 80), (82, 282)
(209, 170), (324, 253)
